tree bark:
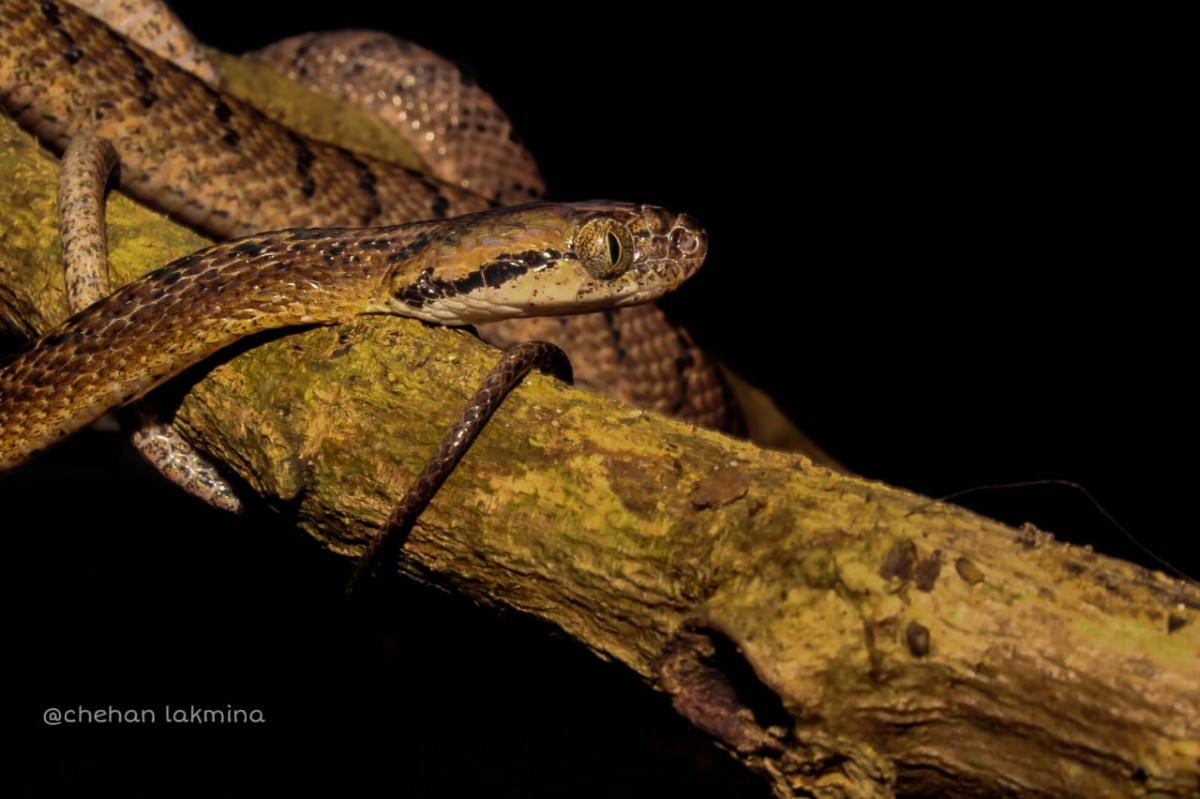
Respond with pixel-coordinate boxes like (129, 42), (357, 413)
(3, 104), (1198, 799)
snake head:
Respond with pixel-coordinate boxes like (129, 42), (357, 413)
(378, 202), (707, 324)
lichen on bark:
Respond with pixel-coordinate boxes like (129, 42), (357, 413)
(3, 85), (1198, 799)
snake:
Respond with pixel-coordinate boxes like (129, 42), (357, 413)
(0, 0), (739, 418)
(0, 188), (706, 470)
(0, 0), (719, 476)
(241, 28), (743, 437)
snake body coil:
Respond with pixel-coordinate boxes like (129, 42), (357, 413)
(0, 0), (733, 472)
(0, 0), (492, 237)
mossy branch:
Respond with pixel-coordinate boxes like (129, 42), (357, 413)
(3, 104), (1197, 799)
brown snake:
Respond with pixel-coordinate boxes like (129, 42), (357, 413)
(0, 196), (706, 470)
(0, 0), (725, 478)
(0, 0), (740, 432)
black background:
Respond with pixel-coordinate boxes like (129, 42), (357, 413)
(7, 2), (1191, 795)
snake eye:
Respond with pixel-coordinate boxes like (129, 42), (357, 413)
(576, 217), (635, 279)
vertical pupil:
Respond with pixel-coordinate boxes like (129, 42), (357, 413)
(606, 232), (621, 264)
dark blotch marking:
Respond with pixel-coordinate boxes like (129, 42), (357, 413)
(668, 331), (697, 414)
(914, 553), (943, 592)
(449, 270), (485, 295)
(880, 539), (917, 581)
(603, 310), (627, 362)
(386, 231), (432, 262)
(40, 1), (62, 25)
(198, 87), (240, 148)
(231, 241), (265, 258)
(359, 238), (394, 250)
(345, 153), (381, 224)
(479, 250), (547, 285)
(673, 330), (697, 373)
(906, 622), (931, 657)
(288, 132), (316, 199)
(115, 40), (158, 108)
(292, 37), (314, 69)
(394, 268), (440, 308)
(395, 255), (533, 309)
(418, 178), (451, 219)
(1167, 614), (1188, 634)
(41, 1), (83, 64)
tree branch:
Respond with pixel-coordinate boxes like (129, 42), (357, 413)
(3, 103), (1197, 799)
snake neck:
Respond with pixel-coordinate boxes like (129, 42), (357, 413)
(0, 203), (706, 472)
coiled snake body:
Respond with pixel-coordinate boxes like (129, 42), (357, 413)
(0, 0), (721, 474)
